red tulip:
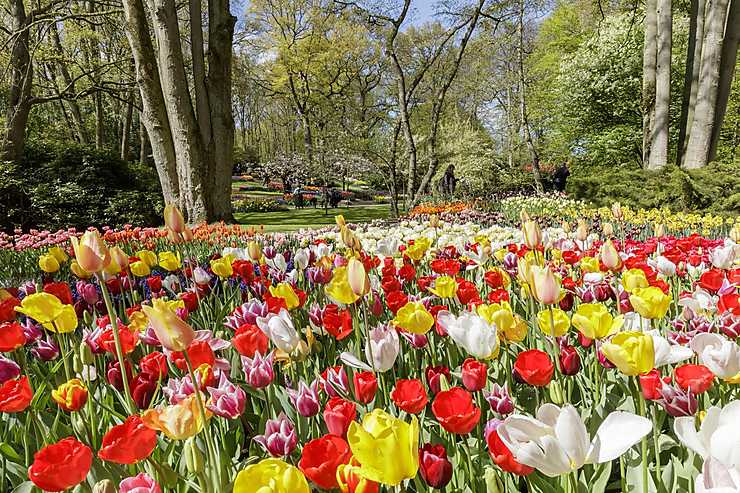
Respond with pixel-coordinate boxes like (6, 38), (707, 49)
(232, 323), (269, 358)
(0, 375), (33, 412)
(298, 435), (352, 489)
(398, 263), (416, 282)
(323, 304), (353, 340)
(639, 369), (669, 400)
(99, 325), (137, 356)
(456, 279), (481, 305)
(425, 366), (450, 395)
(386, 290), (409, 314)
(139, 352), (168, 380)
(674, 364), (714, 394)
(699, 269), (725, 293)
(43, 282), (73, 305)
(98, 415), (157, 464)
(513, 349), (554, 387)
(170, 340), (215, 371)
(419, 443), (453, 489)
(323, 397), (356, 437)
(461, 358), (488, 392)
(131, 374), (157, 409)
(559, 346), (581, 376)
(0, 322), (25, 352)
(486, 427), (534, 475)
(432, 387), (481, 434)
(391, 379), (429, 414)
(353, 371), (378, 404)
(28, 437), (92, 491)
(0, 296), (20, 322)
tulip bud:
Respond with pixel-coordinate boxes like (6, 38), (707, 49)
(655, 223), (665, 237)
(484, 467), (504, 493)
(347, 258), (370, 297)
(164, 204), (185, 233)
(248, 241), (262, 261)
(429, 214), (440, 228)
(530, 266), (561, 305)
(79, 342), (94, 365)
(576, 220), (588, 242)
(561, 220), (571, 233)
(93, 479), (116, 493)
(599, 239), (621, 271)
(335, 214), (346, 228)
(521, 220), (542, 249)
(484, 383), (514, 415)
(611, 202), (623, 220)
(548, 379), (564, 404)
(520, 210), (530, 223)
(602, 222), (614, 238)
(419, 443), (453, 489)
(70, 231), (111, 273)
(184, 438), (205, 474)
(559, 345), (581, 376)
(182, 226), (194, 242)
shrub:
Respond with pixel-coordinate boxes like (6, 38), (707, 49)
(0, 142), (163, 232)
(233, 198), (287, 213)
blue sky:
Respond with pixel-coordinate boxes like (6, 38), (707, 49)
(410, 0), (439, 24)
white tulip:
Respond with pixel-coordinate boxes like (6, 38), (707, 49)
(436, 310), (499, 359)
(193, 266), (211, 285)
(649, 330), (693, 367)
(365, 324), (400, 372)
(498, 404), (652, 477)
(711, 243), (736, 270)
(655, 256), (677, 277)
(256, 309), (300, 353)
(690, 333), (740, 379)
(293, 248), (309, 270)
(695, 458), (740, 493)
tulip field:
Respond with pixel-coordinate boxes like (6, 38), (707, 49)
(0, 201), (739, 493)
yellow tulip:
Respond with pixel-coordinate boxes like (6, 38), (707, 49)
(70, 231), (111, 273)
(164, 204), (185, 234)
(428, 276), (457, 299)
(601, 331), (655, 376)
(128, 310), (148, 332)
(269, 282), (300, 310)
(38, 254), (60, 273)
(347, 409), (419, 486)
(233, 458), (309, 493)
(103, 255), (122, 276)
(51, 378), (87, 411)
(335, 215), (346, 228)
(247, 241), (262, 261)
(210, 256), (233, 278)
(15, 293), (77, 333)
(477, 301), (514, 332)
(109, 247), (129, 271)
(53, 304), (78, 333)
(347, 258), (370, 297)
(326, 267), (360, 305)
(140, 298), (194, 351)
(135, 250), (158, 267)
(572, 303), (623, 339)
(130, 260), (151, 277)
(522, 220), (542, 249)
(536, 308), (570, 336)
(622, 269), (649, 293)
(579, 256), (600, 273)
(404, 237), (431, 262)
(505, 315), (528, 343)
(629, 286), (671, 319)
(142, 394), (210, 440)
(48, 246), (69, 264)
(158, 251), (181, 271)
(70, 260), (92, 279)
(394, 302), (433, 334)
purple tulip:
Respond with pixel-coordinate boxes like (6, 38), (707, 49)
(21, 320), (42, 343)
(321, 366), (349, 398)
(241, 351), (274, 389)
(224, 300), (269, 330)
(253, 413), (297, 457)
(484, 383), (515, 415)
(308, 303), (323, 328)
(139, 326), (162, 346)
(287, 379), (321, 417)
(0, 356), (21, 384)
(31, 337), (59, 361)
(657, 384), (698, 417)
(206, 373), (246, 419)
(76, 281), (99, 305)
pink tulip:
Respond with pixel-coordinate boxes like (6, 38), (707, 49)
(206, 373), (246, 419)
(119, 473), (161, 493)
(287, 379), (321, 417)
(241, 351), (274, 389)
(253, 413), (297, 457)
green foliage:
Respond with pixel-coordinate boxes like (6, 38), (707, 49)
(0, 143), (162, 231)
(233, 198), (287, 213)
(567, 160), (740, 213)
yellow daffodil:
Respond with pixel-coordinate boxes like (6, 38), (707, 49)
(601, 331), (655, 376)
(572, 303), (623, 339)
(622, 269), (649, 293)
(142, 394), (210, 440)
(210, 256), (234, 278)
(38, 254), (60, 273)
(158, 251), (181, 271)
(394, 301), (434, 334)
(326, 267), (360, 305)
(347, 409), (419, 486)
(232, 458), (309, 493)
(537, 308), (570, 336)
(428, 276), (457, 298)
(629, 286), (671, 319)
(269, 282), (300, 310)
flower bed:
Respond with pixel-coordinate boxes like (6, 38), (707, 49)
(0, 206), (739, 492)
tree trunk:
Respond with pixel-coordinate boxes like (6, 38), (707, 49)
(121, 91), (134, 161)
(518, 0), (543, 192)
(94, 92), (104, 149)
(684, 0), (731, 168)
(677, 0), (705, 164)
(121, 0), (180, 205)
(642, 0), (659, 166)
(204, 0), (237, 222)
(50, 23), (90, 145)
(190, 0), (212, 147)
(138, 110), (149, 165)
(648, 0), (672, 169)
(2, 0), (32, 162)
(708, 0), (739, 161)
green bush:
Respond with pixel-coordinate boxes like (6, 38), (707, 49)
(567, 160), (740, 214)
(233, 198), (287, 213)
(0, 142), (163, 231)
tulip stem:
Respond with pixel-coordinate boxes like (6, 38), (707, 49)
(638, 382), (649, 493)
(652, 406), (662, 487)
(98, 276), (135, 414)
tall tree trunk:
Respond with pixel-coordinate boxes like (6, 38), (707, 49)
(121, 91), (134, 161)
(518, 0), (543, 192)
(150, 0), (208, 221)
(50, 23), (90, 145)
(708, 0), (739, 160)
(190, 0), (212, 147)
(2, 0), (32, 162)
(121, 0), (180, 205)
(138, 110), (149, 165)
(94, 92), (104, 149)
(642, 0), (659, 166)
(684, 0), (731, 168)
(204, 0), (236, 221)
(648, 0), (672, 169)
(677, 0), (705, 164)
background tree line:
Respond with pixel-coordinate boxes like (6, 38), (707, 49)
(1, 0), (738, 230)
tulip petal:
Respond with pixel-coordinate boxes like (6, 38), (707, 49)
(340, 351), (373, 372)
(555, 405), (590, 468)
(587, 411), (651, 464)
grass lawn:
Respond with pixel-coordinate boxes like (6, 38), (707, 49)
(235, 204), (391, 232)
